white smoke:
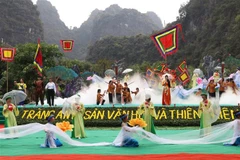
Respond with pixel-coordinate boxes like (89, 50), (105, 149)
(52, 74), (240, 106)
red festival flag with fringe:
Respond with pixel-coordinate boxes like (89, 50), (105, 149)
(34, 39), (43, 76)
(60, 40), (74, 52)
(151, 24), (184, 59)
(177, 60), (187, 72)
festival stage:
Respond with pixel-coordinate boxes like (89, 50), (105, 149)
(0, 105), (239, 160)
(0, 104), (238, 126)
(0, 129), (239, 160)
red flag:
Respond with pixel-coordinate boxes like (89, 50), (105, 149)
(34, 39), (43, 76)
(60, 40), (74, 52)
(151, 24), (184, 59)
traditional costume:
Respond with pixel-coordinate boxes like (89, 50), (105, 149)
(71, 96), (86, 139)
(34, 78), (44, 106)
(2, 97), (19, 128)
(213, 71), (220, 83)
(122, 86), (132, 104)
(113, 114), (139, 147)
(115, 82), (123, 103)
(41, 115), (63, 148)
(198, 93), (214, 137)
(123, 74), (130, 82)
(96, 92), (105, 105)
(17, 81), (27, 105)
(107, 81), (115, 104)
(162, 79), (171, 105)
(191, 73), (198, 88)
(137, 94), (156, 134)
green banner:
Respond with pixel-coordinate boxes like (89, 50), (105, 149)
(15, 106), (239, 127)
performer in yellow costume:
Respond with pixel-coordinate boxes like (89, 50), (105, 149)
(137, 94), (156, 134)
(198, 93), (214, 137)
(71, 95), (86, 139)
(2, 97), (19, 127)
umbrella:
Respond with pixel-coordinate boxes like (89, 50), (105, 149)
(162, 73), (173, 80)
(193, 68), (204, 78)
(3, 90), (27, 105)
(122, 68), (133, 74)
(105, 69), (115, 77)
(214, 66), (222, 71)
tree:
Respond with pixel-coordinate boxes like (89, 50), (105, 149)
(58, 58), (93, 74)
(92, 59), (113, 77)
(0, 43), (63, 95)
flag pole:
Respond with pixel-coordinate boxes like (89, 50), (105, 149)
(6, 61), (8, 92)
(165, 55), (168, 69)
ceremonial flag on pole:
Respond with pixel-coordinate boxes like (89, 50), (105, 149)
(151, 24), (184, 59)
(178, 71), (190, 85)
(177, 60), (187, 72)
(146, 68), (154, 78)
(34, 39), (43, 76)
(0, 48), (16, 62)
(60, 40), (74, 52)
(154, 64), (166, 73)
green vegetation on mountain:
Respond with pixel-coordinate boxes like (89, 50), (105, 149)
(87, 0), (240, 69)
(0, 0), (43, 45)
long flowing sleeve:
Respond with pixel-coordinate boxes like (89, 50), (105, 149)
(137, 104), (144, 115)
(149, 103), (156, 118)
(13, 104), (19, 116)
(208, 101), (214, 118)
(80, 103), (85, 114)
(198, 102), (203, 117)
(122, 124), (137, 133)
(2, 104), (8, 118)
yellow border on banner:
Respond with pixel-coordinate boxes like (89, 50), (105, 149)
(63, 41), (73, 50)
(155, 28), (177, 54)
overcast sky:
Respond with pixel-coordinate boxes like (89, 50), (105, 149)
(32, 0), (188, 28)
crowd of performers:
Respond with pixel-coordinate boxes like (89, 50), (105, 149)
(1, 92), (239, 148)
(1, 68), (240, 148)
(96, 72), (239, 107)
(97, 79), (140, 105)
(11, 77), (57, 107)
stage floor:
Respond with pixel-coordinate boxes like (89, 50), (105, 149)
(0, 128), (239, 156)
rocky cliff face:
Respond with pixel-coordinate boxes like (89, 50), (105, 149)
(36, 0), (72, 44)
(36, 1), (163, 59)
(0, 0), (43, 45)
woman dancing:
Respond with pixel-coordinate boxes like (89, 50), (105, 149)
(113, 114), (139, 147)
(41, 115), (63, 148)
(162, 75), (171, 105)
